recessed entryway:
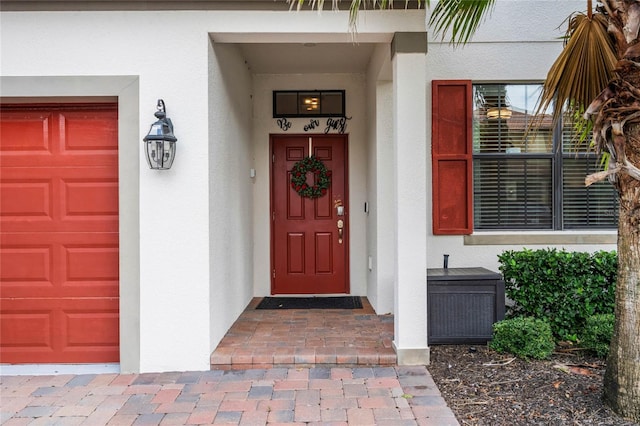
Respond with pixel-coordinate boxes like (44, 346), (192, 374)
(210, 297), (395, 369)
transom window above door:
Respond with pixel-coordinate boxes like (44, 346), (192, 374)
(273, 90), (345, 118)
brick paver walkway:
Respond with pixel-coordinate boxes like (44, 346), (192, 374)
(210, 298), (396, 369)
(2, 298), (460, 425)
(1, 366), (459, 425)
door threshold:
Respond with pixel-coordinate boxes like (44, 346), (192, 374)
(269, 294), (353, 297)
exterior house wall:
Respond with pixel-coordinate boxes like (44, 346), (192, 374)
(1, 10), (216, 372)
(1, 6), (426, 372)
(208, 41), (255, 357)
(425, 0), (617, 272)
(0, 0), (618, 373)
(392, 44), (429, 363)
(365, 45), (395, 315)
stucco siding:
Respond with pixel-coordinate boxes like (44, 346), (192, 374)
(208, 41), (255, 357)
(0, 1), (619, 372)
(423, 1), (617, 275)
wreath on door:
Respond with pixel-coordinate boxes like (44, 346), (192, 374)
(290, 156), (332, 198)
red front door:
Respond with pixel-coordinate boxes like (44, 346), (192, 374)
(0, 104), (119, 363)
(271, 134), (349, 294)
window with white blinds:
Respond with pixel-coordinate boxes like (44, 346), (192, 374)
(561, 118), (619, 229)
(473, 84), (618, 230)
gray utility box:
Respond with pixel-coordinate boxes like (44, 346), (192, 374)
(427, 267), (505, 344)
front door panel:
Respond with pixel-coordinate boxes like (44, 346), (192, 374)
(271, 134), (348, 294)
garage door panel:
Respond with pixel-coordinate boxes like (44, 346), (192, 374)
(0, 246), (52, 283)
(0, 298), (119, 363)
(0, 311), (53, 349)
(65, 245), (119, 282)
(0, 110), (52, 154)
(65, 310), (119, 347)
(1, 235), (118, 299)
(59, 240), (119, 298)
(62, 178), (119, 218)
(1, 108), (117, 168)
(61, 110), (118, 152)
(1, 170), (118, 233)
(0, 180), (52, 220)
(0, 103), (119, 364)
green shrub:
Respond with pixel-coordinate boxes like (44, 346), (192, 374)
(489, 317), (555, 360)
(498, 248), (617, 340)
(581, 313), (615, 358)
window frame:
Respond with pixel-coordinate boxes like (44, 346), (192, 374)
(471, 82), (617, 232)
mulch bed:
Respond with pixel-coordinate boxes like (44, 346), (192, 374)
(428, 344), (639, 426)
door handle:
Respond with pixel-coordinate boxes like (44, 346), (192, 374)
(337, 219), (344, 244)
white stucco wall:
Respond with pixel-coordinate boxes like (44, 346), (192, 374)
(424, 0), (617, 273)
(208, 41), (255, 355)
(1, 10), (215, 372)
(393, 48), (429, 363)
(364, 44), (395, 315)
(1, 7), (426, 372)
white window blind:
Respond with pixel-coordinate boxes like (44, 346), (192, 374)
(561, 118), (618, 228)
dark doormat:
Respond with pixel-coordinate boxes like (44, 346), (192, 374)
(255, 296), (363, 310)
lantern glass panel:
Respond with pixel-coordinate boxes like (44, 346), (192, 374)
(148, 122), (165, 136)
(162, 140), (176, 169)
(145, 140), (176, 170)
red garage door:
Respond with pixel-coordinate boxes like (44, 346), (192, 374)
(0, 104), (119, 363)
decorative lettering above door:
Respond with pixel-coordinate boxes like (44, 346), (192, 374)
(275, 116), (352, 134)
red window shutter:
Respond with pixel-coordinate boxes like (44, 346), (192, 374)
(432, 80), (473, 235)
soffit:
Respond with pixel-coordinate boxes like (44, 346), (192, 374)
(238, 42), (376, 74)
(0, 0), (291, 11)
(0, 0), (421, 11)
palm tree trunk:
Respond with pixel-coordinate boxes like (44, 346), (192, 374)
(593, 1), (640, 420)
(603, 168), (640, 420)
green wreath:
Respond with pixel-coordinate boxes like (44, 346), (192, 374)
(290, 155), (332, 198)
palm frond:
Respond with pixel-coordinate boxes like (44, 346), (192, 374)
(428, 0), (496, 46)
(534, 12), (617, 126)
(287, 1), (425, 31)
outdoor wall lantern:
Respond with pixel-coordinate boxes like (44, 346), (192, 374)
(143, 99), (177, 170)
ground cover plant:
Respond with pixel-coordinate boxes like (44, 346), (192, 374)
(429, 344), (639, 426)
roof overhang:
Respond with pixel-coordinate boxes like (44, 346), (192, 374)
(0, 0), (422, 12)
